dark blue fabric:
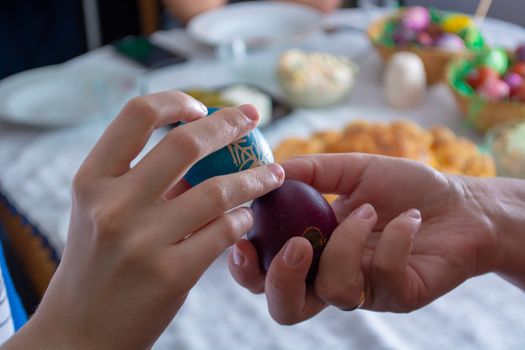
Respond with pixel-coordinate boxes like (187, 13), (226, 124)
(0, 0), (86, 79)
(0, 241), (27, 331)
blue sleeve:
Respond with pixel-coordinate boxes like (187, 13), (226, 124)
(0, 243), (27, 331)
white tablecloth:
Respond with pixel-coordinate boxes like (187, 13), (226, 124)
(1, 8), (524, 350)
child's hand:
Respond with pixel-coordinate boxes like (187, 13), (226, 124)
(10, 91), (284, 349)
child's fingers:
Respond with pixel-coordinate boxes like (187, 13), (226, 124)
(163, 164), (283, 243)
(128, 105), (260, 197)
(315, 203), (377, 310)
(228, 239), (266, 294)
(164, 179), (191, 200)
(82, 91), (207, 178)
(173, 207), (255, 291)
(369, 209), (421, 309)
(264, 237), (326, 325)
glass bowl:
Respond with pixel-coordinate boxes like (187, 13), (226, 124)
(276, 50), (358, 108)
(485, 119), (525, 179)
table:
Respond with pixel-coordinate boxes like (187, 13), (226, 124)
(1, 8), (524, 350)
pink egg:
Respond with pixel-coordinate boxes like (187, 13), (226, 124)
(417, 31), (434, 47)
(477, 78), (510, 101)
(435, 33), (465, 52)
(503, 72), (524, 94)
(401, 6), (431, 31)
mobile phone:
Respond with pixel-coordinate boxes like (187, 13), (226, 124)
(112, 36), (187, 68)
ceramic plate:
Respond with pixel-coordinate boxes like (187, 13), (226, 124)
(0, 65), (138, 127)
(187, 2), (323, 47)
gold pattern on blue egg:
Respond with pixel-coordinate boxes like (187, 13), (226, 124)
(184, 108), (274, 186)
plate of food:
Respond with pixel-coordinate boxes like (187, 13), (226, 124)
(183, 83), (293, 128)
(187, 2), (323, 48)
(274, 119), (494, 176)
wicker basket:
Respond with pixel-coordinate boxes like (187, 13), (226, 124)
(367, 16), (470, 86)
(450, 85), (525, 132)
(447, 57), (525, 133)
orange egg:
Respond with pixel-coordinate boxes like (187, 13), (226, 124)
(466, 66), (499, 89)
(511, 62), (525, 78)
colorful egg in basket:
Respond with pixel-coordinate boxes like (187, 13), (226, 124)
(447, 45), (525, 132)
(368, 7), (485, 85)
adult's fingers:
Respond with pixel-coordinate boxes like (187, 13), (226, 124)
(171, 207), (254, 293)
(281, 154), (374, 195)
(368, 209), (421, 311)
(264, 237), (326, 325)
(282, 153), (425, 196)
(315, 203), (377, 310)
(81, 91), (207, 178)
(128, 105), (260, 197)
(160, 163), (284, 243)
(228, 239), (266, 294)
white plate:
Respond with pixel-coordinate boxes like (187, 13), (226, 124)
(187, 2), (323, 47)
(0, 65), (138, 127)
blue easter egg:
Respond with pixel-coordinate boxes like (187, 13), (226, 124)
(184, 108), (274, 186)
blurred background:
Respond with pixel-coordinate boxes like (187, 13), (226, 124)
(2, 0), (523, 80)
(1, 0), (525, 349)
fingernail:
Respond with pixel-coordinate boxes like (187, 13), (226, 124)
(197, 102), (208, 115)
(239, 104), (259, 122)
(283, 239), (304, 267)
(351, 203), (374, 220)
(232, 245), (245, 266)
(268, 163), (285, 183)
(404, 209), (421, 221)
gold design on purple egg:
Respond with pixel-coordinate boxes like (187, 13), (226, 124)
(227, 132), (264, 170)
(302, 226), (327, 249)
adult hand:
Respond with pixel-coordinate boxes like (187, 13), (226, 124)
(6, 92), (284, 349)
(229, 154), (502, 324)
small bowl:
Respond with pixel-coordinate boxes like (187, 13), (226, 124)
(485, 119), (525, 179)
(276, 50), (358, 108)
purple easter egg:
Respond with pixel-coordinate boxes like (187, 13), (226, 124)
(477, 78), (510, 101)
(515, 44), (525, 62)
(435, 33), (465, 52)
(247, 180), (338, 284)
(503, 72), (524, 92)
(393, 27), (418, 46)
(401, 6), (431, 31)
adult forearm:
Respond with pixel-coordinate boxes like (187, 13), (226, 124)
(162, 0), (226, 23)
(471, 177), (525, 289)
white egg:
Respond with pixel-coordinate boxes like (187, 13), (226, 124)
(384, 52), (427, 109)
